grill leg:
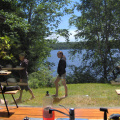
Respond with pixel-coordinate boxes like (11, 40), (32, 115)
(12, 95), (18, 108)
(2, 93), (10, 116)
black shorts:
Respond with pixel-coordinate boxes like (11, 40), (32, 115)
(20, 79), (30, 91)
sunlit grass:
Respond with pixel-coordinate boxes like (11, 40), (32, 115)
(1, 83), (120, 108)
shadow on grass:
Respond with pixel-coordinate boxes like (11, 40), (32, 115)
(10, 98), (32, 104)
(53, 97), (66, 104)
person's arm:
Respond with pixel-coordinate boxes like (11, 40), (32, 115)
(19, 60), (28, 79)
(23, 59), (28, 70)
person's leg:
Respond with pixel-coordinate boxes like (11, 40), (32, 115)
(23, 78), (35, 100)
(24, 84), (35, 100)
(29, 89), (35, 100)
(16, 90), (23, 102)
(62, 74), (68, 97)
(53, 75), (61, 97)
(19, 90), (23, 100)
(62, 80), (68, 97)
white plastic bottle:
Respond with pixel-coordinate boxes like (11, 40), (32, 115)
(43, 91), (55, 120)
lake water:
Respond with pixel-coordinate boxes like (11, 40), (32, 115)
(47, 49), (85, 76)
(47, 49), (120, 79)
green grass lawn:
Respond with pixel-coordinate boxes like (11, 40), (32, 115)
(1, 83), (120, 108)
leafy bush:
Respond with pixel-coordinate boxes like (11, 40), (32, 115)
(28, 78), (39, 89)
(28, 65), (55, 88)
(66, 65), (97, 84)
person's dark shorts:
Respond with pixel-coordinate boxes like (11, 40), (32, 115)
(20, 78), (30, 91)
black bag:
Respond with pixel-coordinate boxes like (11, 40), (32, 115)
(2, 86), (20, 93)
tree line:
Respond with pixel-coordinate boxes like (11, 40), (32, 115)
(51, 40), (120, 50)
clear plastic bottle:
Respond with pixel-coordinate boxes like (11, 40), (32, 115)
(43, 91), (55, 120)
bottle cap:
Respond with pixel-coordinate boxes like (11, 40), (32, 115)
(46, 91), (49, 96)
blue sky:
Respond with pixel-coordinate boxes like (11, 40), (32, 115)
(46, 0), (81, 42)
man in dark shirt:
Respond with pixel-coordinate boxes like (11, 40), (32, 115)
(16, 53), (35, 102)
(53, 51), (68, 97)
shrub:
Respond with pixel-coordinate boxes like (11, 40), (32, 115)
(28, 66), (55, 88)
(28, 78), (39, 89)
(66, 65), (97, 84)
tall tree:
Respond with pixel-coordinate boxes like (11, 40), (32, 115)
(69, 0), (120, 82)
(17, 0), (71, 72)
(0, 0), (29, 64)
(0, 0), (71, 73)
